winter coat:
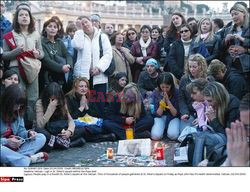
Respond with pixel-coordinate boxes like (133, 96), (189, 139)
(221, 24), (250, 73)
(2, 30), (44, 68)
(163, 31), (180, 55)
(209, 95), (240, 135)
(178, 75), (196, 117)
(130, 40), (158, 64)
(41, 37), (73, 85)
(112, 46), (134, 82)
(222, 68), (248, 100)
(65, 93), (99, 119)
(72, 28), (112, 86)
(189, 35), (220, 64)
(137, 71), (159, 98)
(168, 39), (186, 79)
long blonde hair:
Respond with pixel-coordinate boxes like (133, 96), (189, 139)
(120, 83), (142, 119)
(66, 77), (89, 98)
(202, 82), (230, 126)
(195, 18), (214, 43)
(230, 3), (249, 28)
(185, 54), (207, 78)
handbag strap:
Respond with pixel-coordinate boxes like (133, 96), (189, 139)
(99, 32), (103, 58)
(3, 32), (28, 82)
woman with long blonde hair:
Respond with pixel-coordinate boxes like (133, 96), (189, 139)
(202, 81), (240, 132)
(103, 83), (153, 140)
(65, 77), (117, 143)
(189, 17), (220, 64)
(222, 3), (249, 84)
(192, 81), (240, 166)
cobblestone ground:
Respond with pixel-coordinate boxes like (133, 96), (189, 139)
(32, 139), (179, 167)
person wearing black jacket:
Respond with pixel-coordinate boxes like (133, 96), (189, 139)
(103, 83), (153, 140)
(203, 82), (240, 135)
(168, 24), (193, 79)
(163, 12), (186, 55)
(208, 59), (248, 100)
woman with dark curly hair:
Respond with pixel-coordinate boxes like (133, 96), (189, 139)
(2, 5), (44, 129)
(1, 84), (47, 166)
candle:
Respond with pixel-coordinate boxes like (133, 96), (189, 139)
(107, 148), (113, 159)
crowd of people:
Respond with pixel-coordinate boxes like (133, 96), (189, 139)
(0, 1), (249, 167)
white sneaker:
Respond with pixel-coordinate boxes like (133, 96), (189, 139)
(198, 159), (209, 166)
(30, 152), (49, 164)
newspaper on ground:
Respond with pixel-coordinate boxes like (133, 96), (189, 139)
(174, 146), (189, 164)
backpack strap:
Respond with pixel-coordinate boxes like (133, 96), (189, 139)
(99, 32), (103, 58)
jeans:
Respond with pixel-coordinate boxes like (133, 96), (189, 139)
(151, 116), (181, 140)
(36, 126), (86, 152)
(0, 133), (46, 166)
(179, 115), (195, 133)
(11, 67), (39, 122)
(103, 116), (153, 140)
(192, 131), (227, 166)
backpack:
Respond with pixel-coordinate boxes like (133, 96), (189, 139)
(177, 133), (207, 166)
(99, 33), (115, 76)
(207, 143), (227, 166)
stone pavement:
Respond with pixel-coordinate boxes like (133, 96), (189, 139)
(32, 139), (179, 167)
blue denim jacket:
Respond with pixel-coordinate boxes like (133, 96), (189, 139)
(189, 35), (220, 64)
(0, 117), (28, 145)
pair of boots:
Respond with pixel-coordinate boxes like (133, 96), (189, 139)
(85, 133), (117, 143)
(70, 133), (117, 147)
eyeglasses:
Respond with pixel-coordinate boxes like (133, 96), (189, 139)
(180, 30), (189, 34)
(128, 32), (136, 36)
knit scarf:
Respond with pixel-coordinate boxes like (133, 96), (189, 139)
(139, 37), (151, 57)
(181, 39), (192, 57)
(200, 32), (210, 41)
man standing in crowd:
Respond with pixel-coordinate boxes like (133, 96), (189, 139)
(104, 23), (114, 40)
(72, 16), (112, 118)
(90, 14), (102, 30)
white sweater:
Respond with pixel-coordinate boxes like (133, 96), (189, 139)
(72, 27), (112, 86)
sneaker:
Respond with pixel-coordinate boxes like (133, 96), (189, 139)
(30, 152), (49, 164)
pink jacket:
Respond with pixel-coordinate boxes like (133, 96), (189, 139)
(192, 101), (208, 131)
